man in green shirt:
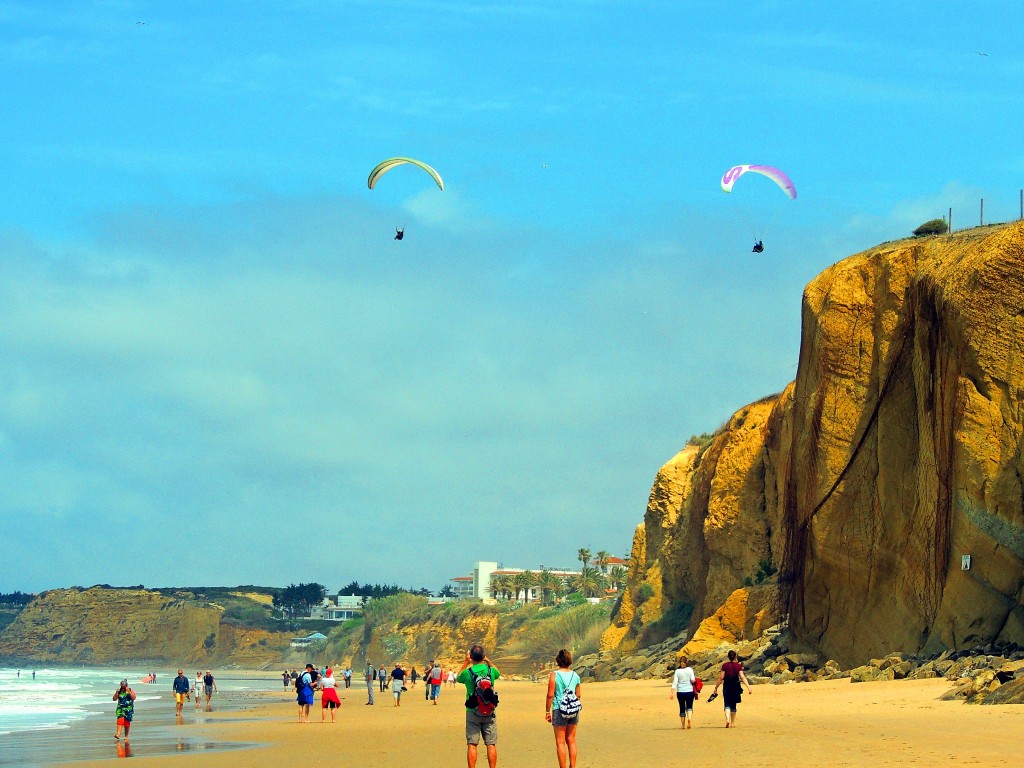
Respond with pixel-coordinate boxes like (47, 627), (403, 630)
(456, 644), (500, 768)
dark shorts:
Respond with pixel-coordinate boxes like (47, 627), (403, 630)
(466, 711), (497, 745)
(551, 709), (578, 727)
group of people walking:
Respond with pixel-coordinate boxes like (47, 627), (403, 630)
(171, 669), (216, 715)
(671, 649), (753, 729)
(116, 643), (750, 766)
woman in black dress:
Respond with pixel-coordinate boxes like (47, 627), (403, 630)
(712, 649), (752, 728)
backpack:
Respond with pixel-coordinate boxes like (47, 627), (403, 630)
(295, 673), (310, 692)
(465, 664), (499, 716)
(556, 671), (582, 719)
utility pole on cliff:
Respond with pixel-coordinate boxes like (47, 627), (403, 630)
(1019, 190), (1022, 220)
(949, 207), (953, 233)
(980, 198), (984, 226)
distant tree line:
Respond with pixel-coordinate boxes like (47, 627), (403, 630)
(273, 583), (328, 617)
(0, 591), (34, 606)
(337, 581), (432, 601)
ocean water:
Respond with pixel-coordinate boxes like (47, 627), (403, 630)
(0, 666), (280, 734)
(0, 667), (278, 765)
(0, 666), (167, 736)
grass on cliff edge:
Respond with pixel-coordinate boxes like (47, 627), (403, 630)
(323, 595), (613, 667)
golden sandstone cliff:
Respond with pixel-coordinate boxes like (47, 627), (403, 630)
(606, 222), (1024, 668)
(0, 587), (292, 666)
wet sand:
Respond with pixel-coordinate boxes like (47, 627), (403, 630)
(28, 676), (1024, 766)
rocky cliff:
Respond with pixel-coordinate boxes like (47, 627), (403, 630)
(606, 222), (1024, 668)
(0, 587), (293, 666)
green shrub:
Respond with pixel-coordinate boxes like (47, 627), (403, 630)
(637, 583), (655, 603)
(640, 600), (693, 646)
(754, 559), (778, 585)
(686, 432), (715, 448)
(561, 592), (588, 607)
(382, 633), (408, 659)
(913, 218), (948, 236)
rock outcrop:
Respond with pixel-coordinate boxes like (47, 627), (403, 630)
(0, 587), (292, 666)
(607, 223), (1024, 670)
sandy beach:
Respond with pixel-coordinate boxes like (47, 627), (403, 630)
(33, 674), (1020, 768)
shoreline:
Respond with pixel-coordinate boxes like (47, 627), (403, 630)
(0, 673), (291, 767)
(24, 675), (1023, 768)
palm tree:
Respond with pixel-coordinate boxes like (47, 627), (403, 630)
(609, 565), (628, 591)
(514, 570), (537, 603)
(537, 570), (559, 606)
(594, 550), (611, 574)
(572, 566), (605, 598)
(577, 548), (591, 569)
(491, 575), (512, 602)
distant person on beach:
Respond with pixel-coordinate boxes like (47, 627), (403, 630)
(410, 666), (419, 687)
(670, 657), (697, 730)
(283, 670), (291, 689)
(379, 665), (388, 693)
(365, 660), (376, 705)
(391, 664), (406, 706)
(546, 648), (582, 768)
(344, 667), (352, 688)
(457, 644), (500, 768)
(113, 679), (136, 742)
(194, 671), (203, 708)
(712, 649), (752, 728)
(447, 669), (457, 688)
(429, 661), (443, 703)
(172, 670), (191, 714)
(296, 664), (316, 723)
(203, 670), (217, 706)
(319, 667), (342, 722)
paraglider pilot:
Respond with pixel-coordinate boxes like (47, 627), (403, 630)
(752, 240), (764, 253)
(394, 228), (404, 241)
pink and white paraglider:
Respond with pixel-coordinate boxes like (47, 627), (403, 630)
(720, 164), (796, 252)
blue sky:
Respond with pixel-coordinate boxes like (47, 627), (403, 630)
(1, 1), (1020, 594)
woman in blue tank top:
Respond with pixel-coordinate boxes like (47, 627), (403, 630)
(545, 648), (582, 768)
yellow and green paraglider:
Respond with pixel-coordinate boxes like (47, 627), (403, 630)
(367, 157), (444, 191)
(368, 157), (444, 240)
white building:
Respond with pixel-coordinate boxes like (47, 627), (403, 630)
(308, 594), (363, 621)
(449, 561), (581, 602)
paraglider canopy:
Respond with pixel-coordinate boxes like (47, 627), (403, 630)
(368, 157), (444, 191)
(720, 165), (796, 200)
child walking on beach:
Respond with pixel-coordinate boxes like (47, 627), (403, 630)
(113, 680), (136, 742)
